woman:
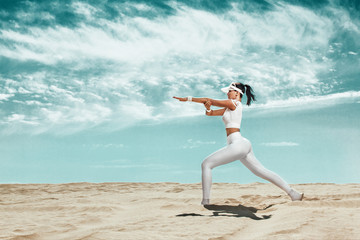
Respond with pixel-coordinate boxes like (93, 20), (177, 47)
(173, 82), (303, 205)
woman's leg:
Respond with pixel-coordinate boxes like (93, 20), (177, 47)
(201, 143), (249, 204)
(241, 149), (292, 194)
(241, 149), (303, 200)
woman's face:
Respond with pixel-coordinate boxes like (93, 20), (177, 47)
(227, 90), (238, 99)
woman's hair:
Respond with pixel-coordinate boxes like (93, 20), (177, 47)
(234, 82), (256, 106)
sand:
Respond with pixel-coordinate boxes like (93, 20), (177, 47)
(0, 182), (359, 240)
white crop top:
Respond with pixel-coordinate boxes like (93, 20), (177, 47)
(222, 100), (242, 129)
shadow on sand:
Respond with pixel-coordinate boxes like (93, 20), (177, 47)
(176, 204), (274, 220)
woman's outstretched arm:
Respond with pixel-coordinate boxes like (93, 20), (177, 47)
(173, 96), (236, 110)
(173, 96), (209, 104)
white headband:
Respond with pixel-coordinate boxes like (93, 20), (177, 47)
(221, 82), (244, 95)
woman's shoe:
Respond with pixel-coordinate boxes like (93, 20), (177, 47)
(289, 189), (304, 201)
(201, 199), (210, 205)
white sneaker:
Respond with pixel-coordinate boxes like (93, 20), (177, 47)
(289, 189), (304, 201)
(201, 199), (210, 205)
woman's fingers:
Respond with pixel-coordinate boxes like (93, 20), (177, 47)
(204, 100), (211, 108)
(173, 96), (186, 101)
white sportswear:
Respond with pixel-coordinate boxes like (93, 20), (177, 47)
(201, 100), (303, 204)
(222, 100), (242, 128)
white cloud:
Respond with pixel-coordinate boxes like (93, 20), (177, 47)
(6, 113), (39, 126)
(72, 1), (99, 18)
(1, 102), (112, 135)
(261, 142), (299, 147)
(118, 100), (155, 121)
(159, 100), (204, 119)
(0, 2), (331, 71)
(12, 99), (52, 106)
(90, 163), (169, 169)
(7, 114), (25, 122)
(46, 103), (112, 124)
(18, 87), (31, 94)
(90, 143), (125, 148)
(250, 91), (360, 111)
(0, 93), (14, 101)
(5, 87), (17, 94)
(230, 3), (333, 49)
(182, 139), (217, 149)
(0, 1), (358, 135)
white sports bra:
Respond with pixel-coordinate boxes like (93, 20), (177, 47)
(222, 100), (242, 129)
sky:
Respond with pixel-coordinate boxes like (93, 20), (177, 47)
(0, 0), (359, 184)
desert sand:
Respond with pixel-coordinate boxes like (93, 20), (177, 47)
(0, 182), (359, 240)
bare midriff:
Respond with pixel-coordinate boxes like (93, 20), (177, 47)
(226, 128), (240, 136)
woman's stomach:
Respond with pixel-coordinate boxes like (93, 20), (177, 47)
(226, 128), (240, 137)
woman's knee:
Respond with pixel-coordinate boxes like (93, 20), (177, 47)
(201, 159), (213, 170)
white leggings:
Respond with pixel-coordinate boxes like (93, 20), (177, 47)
(201, 132), (292, 200)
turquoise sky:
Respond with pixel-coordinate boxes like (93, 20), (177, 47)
(0, 0), (359, 183)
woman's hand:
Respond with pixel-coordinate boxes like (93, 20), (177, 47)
(204, 99), (212, 110)
(173, 96), (187, 102)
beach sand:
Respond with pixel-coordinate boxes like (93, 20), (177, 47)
(1, 182), (359, 240)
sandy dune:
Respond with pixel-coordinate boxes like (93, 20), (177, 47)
(1, 182), (359, 240)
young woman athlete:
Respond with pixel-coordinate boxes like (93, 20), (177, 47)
(173, 82), (304, 205)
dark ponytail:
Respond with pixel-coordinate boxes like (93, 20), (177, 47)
(244, 84), (256, 106)
(234, 83), (256, 106)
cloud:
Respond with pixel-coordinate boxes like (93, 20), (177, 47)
(0, 93), (14, 101)
(90, 163), (169, 169)
(0, 5), (237, 65)
(7, 114), (25, 122)
(0, 1), (359, 135)
(82, 143), (125, 149)
(261, 142), (299, 147)
(250, 91), (360, 111)
(182, 139), (217, 149)
(118, 99), (155, 121)
(5, 113), (39, 126)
